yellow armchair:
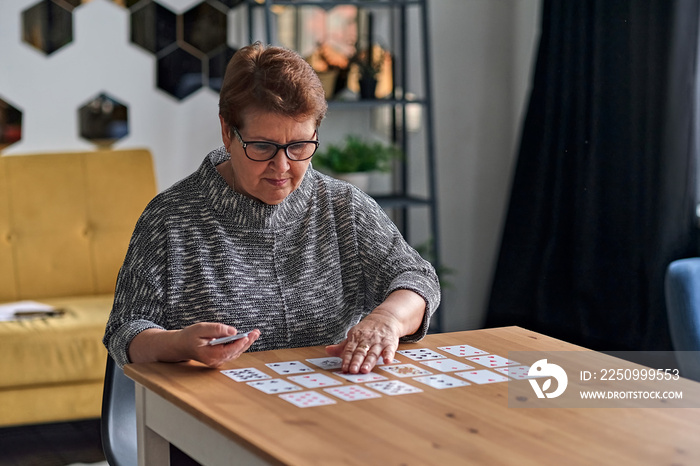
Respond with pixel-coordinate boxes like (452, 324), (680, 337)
(0, 149), (156, 427)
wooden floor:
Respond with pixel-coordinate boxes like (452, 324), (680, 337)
(0, 419), (106, 466)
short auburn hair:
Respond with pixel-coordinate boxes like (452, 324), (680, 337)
(218, 42), (327, 132)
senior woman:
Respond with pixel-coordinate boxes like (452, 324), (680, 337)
(103, 42), (440, 375)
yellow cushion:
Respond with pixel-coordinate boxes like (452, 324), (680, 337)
(0, 295), (113, 388)
(0, 380), (104, 427)
(0, 149), (156, 301)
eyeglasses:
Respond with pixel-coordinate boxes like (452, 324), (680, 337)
(233, 127), (319, 162)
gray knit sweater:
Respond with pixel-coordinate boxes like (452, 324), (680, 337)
(103, 147), (440, 367)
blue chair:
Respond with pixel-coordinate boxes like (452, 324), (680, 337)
(101, 355), (137, 466)
(665, 258), (700, 382)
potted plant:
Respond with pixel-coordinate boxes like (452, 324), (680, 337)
(351, 43), (388, 99)
(313, 134), (402, 191)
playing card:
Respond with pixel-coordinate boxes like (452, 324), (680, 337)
(247, 378), (302, 394)
(305, 357), (343, 370)
(265, 361), (314, 375)
(332, 371), (388, 383)
(279, 391), (337, 408)
(366, 380), (423, 395)
(413, 374), (470, 389)
(288, 373), (343, 388)
(378, 363), (432, 378)
(437, 344), (488, 357)
(324, 385), (381, 401)
(220, 367), (271, 382)
(397, 348), (446, 361)
(420, 359), (474, 372)
(456, 369), (510, 384)
(495, 365), (540, 380)
(466, 354), (519, 368)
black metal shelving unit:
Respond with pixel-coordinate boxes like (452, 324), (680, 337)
(248, 0), (442, 330)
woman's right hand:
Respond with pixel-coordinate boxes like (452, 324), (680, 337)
(178, 323), (261, 368)
(128, 323), (260, 368)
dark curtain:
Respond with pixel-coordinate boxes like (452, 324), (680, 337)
(486, 0), (699, 351)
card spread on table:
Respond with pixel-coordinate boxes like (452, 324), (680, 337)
(247, 378), (302, 394)
(279, 391), (337, 408)
(420, 359), (475, 372)
(367, 380), (423, 395)
(494, 365), (539, 380)
(413, 374), (470, 389)
(437, 344), (488, 357)
(288, 373), (343, 388)
(324, 385), (382, 401)
(397, 348), (446, 361)
(466, 354), (519, 368)
(332, 371), (388, 383)
(378, 363), (432, 378)
(456, 369), (510, 384)
(305, 357), (343, 370)
(265, 361), (315, 375)
(221, 367), (271, 382)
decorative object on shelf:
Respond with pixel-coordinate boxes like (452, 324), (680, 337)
(356, 10), (378, 99)
(347, 10), (392, 99)
(350, 43), (390, 99)
(307, 41), (352, 100)
(313, 134), (401, 191)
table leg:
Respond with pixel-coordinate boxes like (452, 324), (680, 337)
(135, 383), (171, 466)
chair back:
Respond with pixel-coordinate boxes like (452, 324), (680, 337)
(665, 258), (700, 381)
(101, 355), (137, 466)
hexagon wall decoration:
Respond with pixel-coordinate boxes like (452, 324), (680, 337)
(78, 93), (129, 147)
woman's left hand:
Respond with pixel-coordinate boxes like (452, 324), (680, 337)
(325, 310), (402, 374)
(326, 290), (427, 374)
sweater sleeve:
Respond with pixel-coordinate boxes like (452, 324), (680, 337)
(350, 187), (441, 341)
(103, 204), (170, 368)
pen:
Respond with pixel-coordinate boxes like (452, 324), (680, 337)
(12, 309), (66, 319)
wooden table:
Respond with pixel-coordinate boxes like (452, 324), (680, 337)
(124, 327), (700, 466)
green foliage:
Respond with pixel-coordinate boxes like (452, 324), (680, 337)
(313, 134), (402, 174)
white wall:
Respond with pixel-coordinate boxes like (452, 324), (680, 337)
(429, 0), (540, 331)
(0, 0), (540, 332)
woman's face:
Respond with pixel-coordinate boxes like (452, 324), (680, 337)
(220, 110), (317, 205)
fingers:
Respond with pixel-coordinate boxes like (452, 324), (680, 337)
(340, 340), (390, 374)
(381, 346), (396, 365)
(195, 328), (261, 368)
(327, 340), (396, 374)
